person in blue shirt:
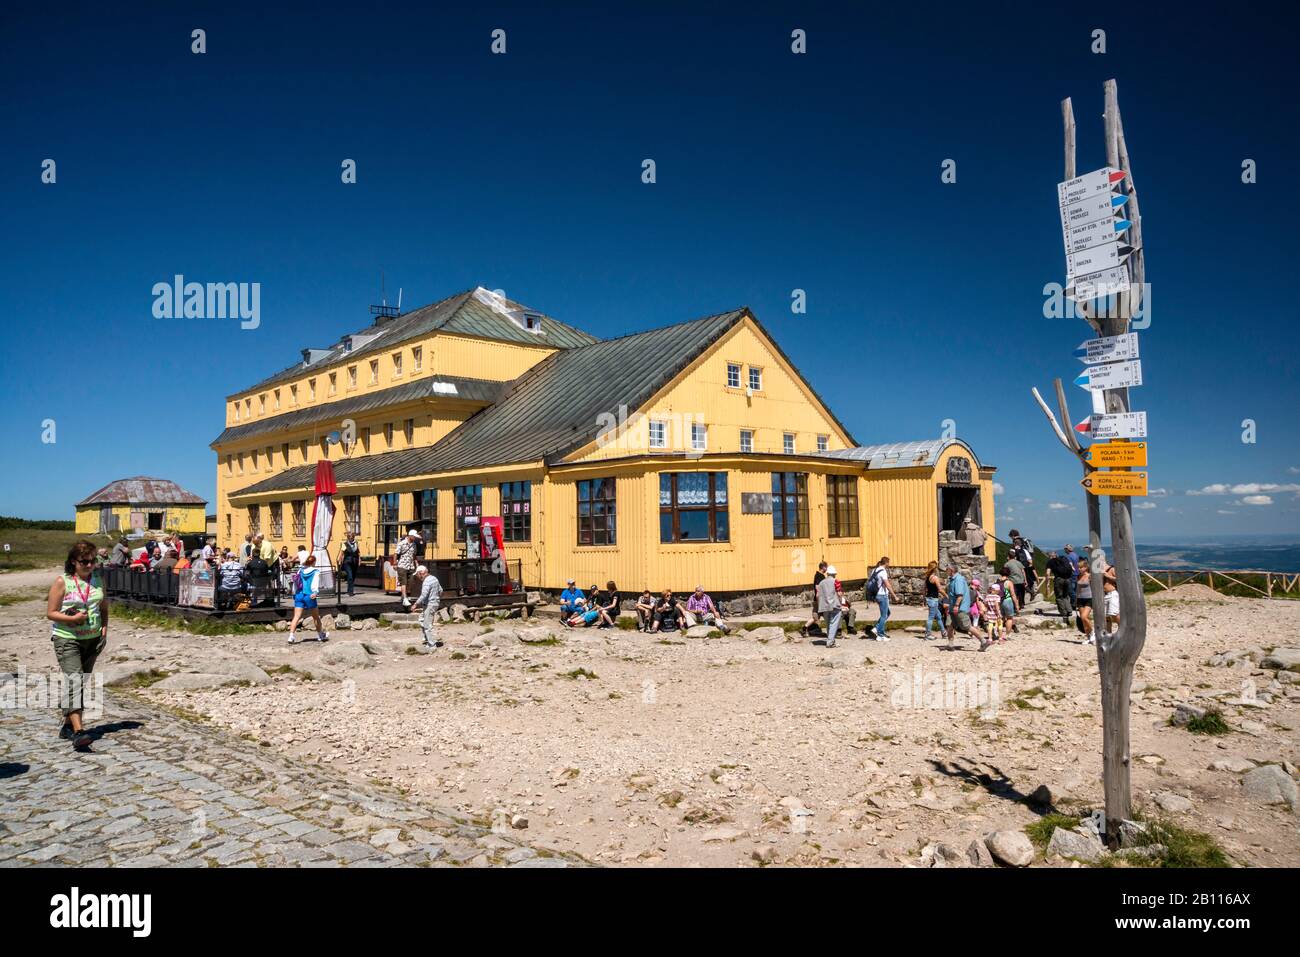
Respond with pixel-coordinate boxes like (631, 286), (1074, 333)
(944, 563), (988, 650)
(1063, 544), (1082, 609)
(559, 579), (584, 618)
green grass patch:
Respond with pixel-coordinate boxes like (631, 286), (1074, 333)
(124, 668), (171, 689)
(615, 616), (637, 630)
(740, 620), (806, 633)
(1176, 709), (1231, 735)
(449, 652), (466, 660)
(520, 635), (561, 646)
(1024, 814), (1080, 849)
(0, 588), (46, 606)
(560, 667), (598, 680)
(114, 605), (267, 636)
(1127, 815), (1232, 868)
(0, 528), (119, 572)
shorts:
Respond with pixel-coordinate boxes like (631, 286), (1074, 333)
(951, 611), (973, 633)
(582, 609), (601, 625)
(1104, 591), (1120, 617)
(397, 567), (415, 587)
(294, 594), (318, 610)
(1077, 597), (1092, 608)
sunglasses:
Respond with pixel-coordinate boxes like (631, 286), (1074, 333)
(76, 559), (95, 565)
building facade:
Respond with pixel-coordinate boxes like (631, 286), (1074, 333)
(213, 287), (996, 594)
(75, 477), (207, 535)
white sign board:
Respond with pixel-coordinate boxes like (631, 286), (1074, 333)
(1068, 265), (1131, 302)
(1058, 167), (1124, 206)
(1061, 192), (1126, 230)
(1085, 411), (1148, 439)
(1075, 359), (1143, 391)
(1066, 240), (1133, 279)
(1064, 217), (1123, 254)
(1075, 332), (1139, 364)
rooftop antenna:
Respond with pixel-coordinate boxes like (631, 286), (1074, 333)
(381, 269), (386, 307)
(397, 287), (403, 312)
(369, 268), (399, 322)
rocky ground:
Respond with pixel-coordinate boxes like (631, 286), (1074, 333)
(2, 572), (1298, 867)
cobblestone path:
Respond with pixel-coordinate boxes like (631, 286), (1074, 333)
(0, 693), (575, 868)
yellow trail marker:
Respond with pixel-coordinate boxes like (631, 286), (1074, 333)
(1083, 441), (1148, 467)
(1081, 471), (1148, 496)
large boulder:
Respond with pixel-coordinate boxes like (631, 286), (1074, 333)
(151, 673), (247, 692)
(320, 640), (377, 670)
(684, 625), (717, 639)
(1241, 765), (1298, 810)
(1046, 826), (1105, 863)
(747, 626), (786, 643)
(984, 830), (1035, 867)
(1261, 648), (1300, 671)
(189, 658), (271, 685)
(100, 662), (166, 687)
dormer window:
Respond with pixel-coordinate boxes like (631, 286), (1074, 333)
(523, 312), (543, 332)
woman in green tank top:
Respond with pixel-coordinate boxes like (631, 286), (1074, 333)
(46, 541), (110, 749)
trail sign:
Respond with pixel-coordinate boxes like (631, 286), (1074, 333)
(1081, 471), (1148, 496)
(1064, 217), (1132, 254)
(1067, 241), (1136, 279)
(1061, 191), (1128, 229)
(1084, 441), (1148, 467)
(1067, 265), (1131, 302)
(1075, 332), (1139, 364)
(1058, 167), (1127, 206)
(1075, 410), (1148, 439)
(1075, 359), (1142, 391)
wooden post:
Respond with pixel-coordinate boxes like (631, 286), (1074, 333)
(1033, 82), (1148, 849)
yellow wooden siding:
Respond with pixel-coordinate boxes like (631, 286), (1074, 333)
(571, 318), (851, 463)
(75, 503), (206, 535)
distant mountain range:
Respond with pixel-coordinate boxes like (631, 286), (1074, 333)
(1041, 536), (1300, 573)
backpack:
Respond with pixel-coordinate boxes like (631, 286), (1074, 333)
(292, 568), (304, 594)
(865, 568), (883, 600)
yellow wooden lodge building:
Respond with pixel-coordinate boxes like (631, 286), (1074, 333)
(75, 477), (208, 536)
(213, 287), (995, 596)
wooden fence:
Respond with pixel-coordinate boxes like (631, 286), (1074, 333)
(1139, 569), (1300, 600)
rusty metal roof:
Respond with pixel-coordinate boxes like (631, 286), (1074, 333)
(76, 477), (207, 507)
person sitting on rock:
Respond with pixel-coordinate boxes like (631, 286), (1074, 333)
(650, 589), (686, 633)
(634, 589), (655, 631)
(685, 586), (730, 634)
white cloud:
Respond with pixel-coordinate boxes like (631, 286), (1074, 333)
(1133, 502), (1157, 509)
(1149, 487), (1168, 497)
(1240, 495), (1273, 506)
(1216, 509), (1235, 515)
(1289, 467), (1300, 475)
(1189, 482), (1300, 496)
(1048, 502), (1073, 511)
(992, 482), (1005, 495)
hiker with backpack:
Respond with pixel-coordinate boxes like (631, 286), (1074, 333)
(287, 554), (329, 644)
(866, 557), (898, 642)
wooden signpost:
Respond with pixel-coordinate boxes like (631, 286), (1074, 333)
(1084, 441), (1147, 468)
(1031, 79), (1149, 848)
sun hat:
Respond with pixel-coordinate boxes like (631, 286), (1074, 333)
(825, 565), (837, 576)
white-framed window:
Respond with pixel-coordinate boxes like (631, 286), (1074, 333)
(740, 429), (753, 453)
(244, 398), (252, 417)
(412, 346), (422, 372)
(361, 427), (370, 453)
(404, 418), (414, 445)
(384, 422), (394, 447)
(251, 449), (259, 470)
(726, 363), (741, 388)
(258, 394), (266, 414)
(329, 372), (337, 396)
(348, 365), (357, 388)
(290, 385), (298, 406)
(649, 420), (667, 449)
(748, 367), (763, 391)
(691, 422), (707, 452)
(369, 360), (379, 384)
(237, 452), (244, 474)
(783, 432), (795, 455)
(233, 402), (240, 422)
(392, 352), (403, 377)
(817, 435), (829, 453)
(274, 389), (281, 410)
(308, 378), (316, 401)
(225, 454), (233, 475)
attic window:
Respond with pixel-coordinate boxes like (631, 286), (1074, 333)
(522, 311), (543, 332)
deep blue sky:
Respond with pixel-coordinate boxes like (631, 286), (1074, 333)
(2, 1), (1297, 541)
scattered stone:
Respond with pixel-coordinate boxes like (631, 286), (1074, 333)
(1046, 826), (1106, 863)
(273, 620), (290, 632)
(100, 662), (167, 687)
(1119, 819), (1147, 848)
(450, 604), (468, 622)
(189, 658), (271, 685)
(751, 845), (777, 863)
(1153, 791), (1193, 814)
(510, 815), (528, 830)
(685, 625), (716, 639)
(320, 641), (377, 670)
(1170, 703), (1206, 727)
(1261, 648), (1300, 671)
(358, 618), (378, 631)
(984, 830), (1034, 867)
(334, 613), (351, 629)
(627, 773), (657, 792)
(1209, 757), (1256, 773)
(320, 614), (335, 632)
(1241, 764), (1298, 810)
(747, 626), (786, 643)
(701, 826), (746, 843)
(966, 838), (995, 867)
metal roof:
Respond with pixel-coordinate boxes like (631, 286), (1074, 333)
(233, 288), (598, 398)
(77, 477), (207, 507)
(230, 306), (864, 499)
(210, 374), (503, 446)
(818, 439), (983, 471)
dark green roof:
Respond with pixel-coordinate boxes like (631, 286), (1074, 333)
(211, 375), (504, 447)
(233, 288), (597, 398)
(230, 307), (858, 497)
